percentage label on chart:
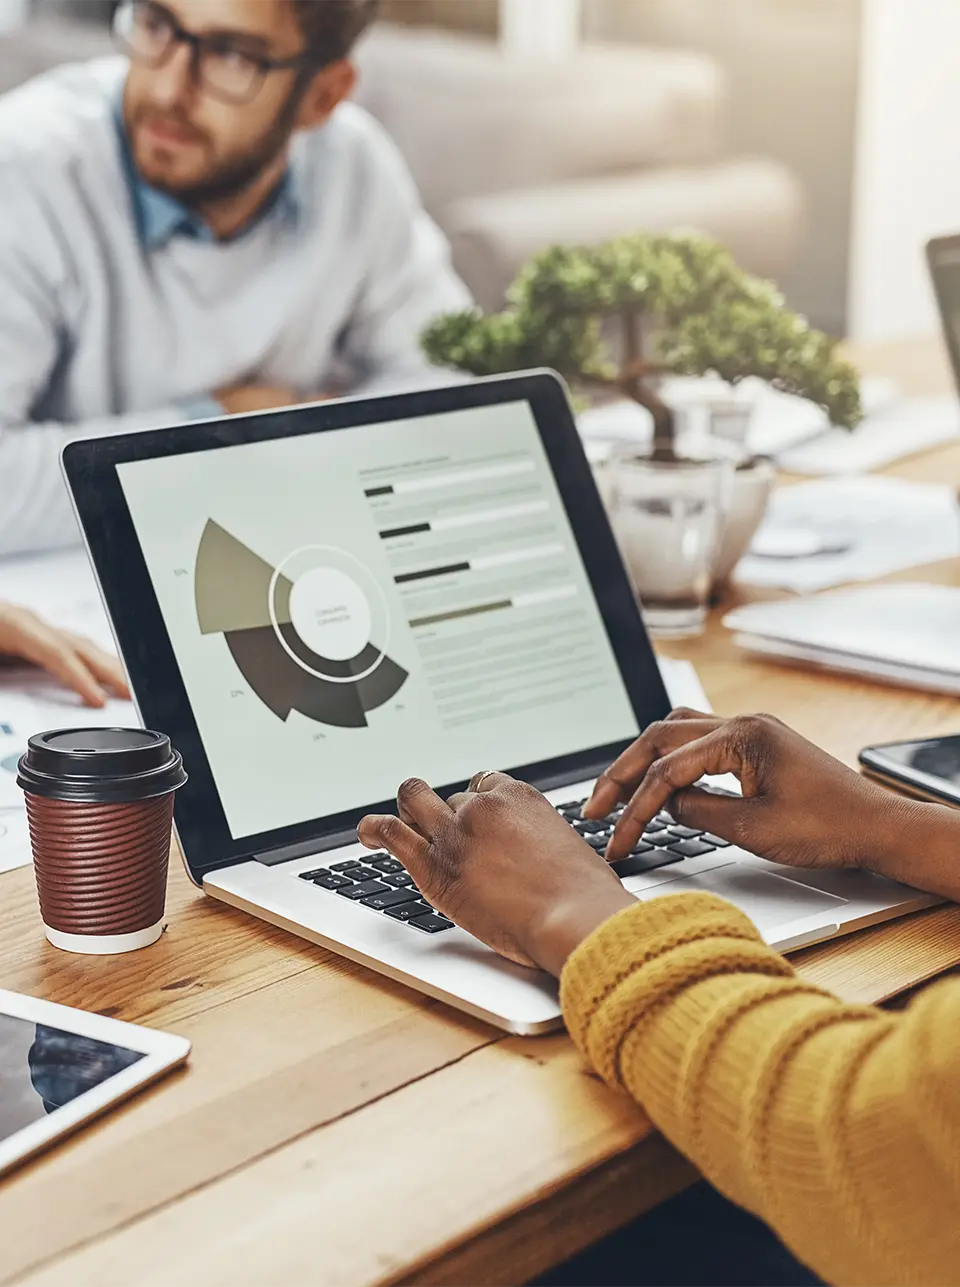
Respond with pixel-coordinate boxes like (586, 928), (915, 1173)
(173, 568), (188, 577)
(230, 690), (245, 699)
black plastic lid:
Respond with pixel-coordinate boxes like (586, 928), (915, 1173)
(17, 728), (187, 804)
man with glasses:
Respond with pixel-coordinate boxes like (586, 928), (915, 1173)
(0, 0), (470, 555)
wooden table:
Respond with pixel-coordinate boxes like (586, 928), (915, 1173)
(5, 336), (960, 1287)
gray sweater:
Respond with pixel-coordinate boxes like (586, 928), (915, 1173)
(0, 58), (470, 556)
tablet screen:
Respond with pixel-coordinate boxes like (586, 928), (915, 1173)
(0, 1013), (144, 1139)
(116, 398), (640, 840)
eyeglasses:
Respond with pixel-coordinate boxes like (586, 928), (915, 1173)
(113, 0), (317, 105)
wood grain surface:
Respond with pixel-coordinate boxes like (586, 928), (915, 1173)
(4, 337), (960, 1287)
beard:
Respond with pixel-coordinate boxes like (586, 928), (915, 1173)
(129, 78), (305, 207)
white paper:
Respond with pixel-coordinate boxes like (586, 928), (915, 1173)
(735, 477), (960, 591)
(724, 582), (960, 695)
(658, 655), (712, 713)
(0, 809), (31, 874)
(732, 631), (960, 696)
(0, 723), (26, 809)
(778, 394), (960, 475)
(0, 547), (114, 650)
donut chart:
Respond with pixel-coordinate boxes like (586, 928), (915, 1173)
(195, 520), (408, 728)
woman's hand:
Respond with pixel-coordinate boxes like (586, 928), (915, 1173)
(358, 773), (635, 977)
(585, 708), (924, 871)
(0, 604), (130, 708)
(357, 711), (960, 977)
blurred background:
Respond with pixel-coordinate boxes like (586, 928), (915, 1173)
(1, 0), (955, 347)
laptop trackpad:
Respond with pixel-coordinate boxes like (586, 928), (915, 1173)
(640, 865), (848, 934)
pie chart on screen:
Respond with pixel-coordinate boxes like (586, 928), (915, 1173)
(194, 520), (408, 728)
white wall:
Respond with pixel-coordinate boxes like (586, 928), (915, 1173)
(0, 0), (28, 31)
(849, 0), (960, 342)
(499, 0), (580, 59)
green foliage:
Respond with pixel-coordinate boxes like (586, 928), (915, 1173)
(421, 231), (862, 430)
(421, 306), (603, 381)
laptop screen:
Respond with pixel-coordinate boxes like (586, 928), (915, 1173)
(116, 398), (639, 841)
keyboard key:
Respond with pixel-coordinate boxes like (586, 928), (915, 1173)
(645, 832), (679, 848)
(702, 834), (732, 848)
(556, 801), (584, 813)
(345, 865), (382, 882)
(667, 839), (717, 859)
(610, 851), (682, 877)
(384, 900), (435, 923)
(330, 859), (363, 872)
(584, 834), (610, 850)
(642, 819), (666, 833)
(298, 869), (328, 881)
(409, 912), (455, 934)
(361, 887), (421, 911)
(311, 872), (353, 890)
(383, 871), (416, 888)
(370, 856), (405, 875)
(336, 879), (393, 901)
(576, 819), (607, 834)
(668, 825), (703, 840)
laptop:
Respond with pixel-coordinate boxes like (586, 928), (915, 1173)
(61, 371), (937, 1034)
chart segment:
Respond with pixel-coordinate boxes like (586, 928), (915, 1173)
(195, 520), (407, 728)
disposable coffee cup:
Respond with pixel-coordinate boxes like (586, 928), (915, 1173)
(17, 728), (187, 955)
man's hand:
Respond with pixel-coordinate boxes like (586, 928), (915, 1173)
(215, 385), (302, 415)
(0, 604), (130, 708)
(585, 708), (923, 871)
(358, 773), (634, 976)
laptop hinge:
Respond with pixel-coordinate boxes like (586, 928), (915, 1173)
(531, 760), (611, 795)
(253, 758), (627, 868)
(254, 827), (358, 867)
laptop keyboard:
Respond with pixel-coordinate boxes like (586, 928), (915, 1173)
(295, 797), (731, 935)
(554, 798), (729, 872)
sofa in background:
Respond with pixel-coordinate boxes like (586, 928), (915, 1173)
(0, 18), (804, 310)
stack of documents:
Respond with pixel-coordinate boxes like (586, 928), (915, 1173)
(735, 477), (960, 592)
(724, 582), (960, 694)
(778, 394), (960, 475)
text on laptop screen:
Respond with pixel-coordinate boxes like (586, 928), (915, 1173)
(116, 400), (639, 840)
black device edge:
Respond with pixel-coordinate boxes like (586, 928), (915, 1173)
(859, 739), (960, 808)
(925, 234), (960, 397)
(62, 369), (671, 884)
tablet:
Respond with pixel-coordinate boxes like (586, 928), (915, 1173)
(0, 989), (190, 1178)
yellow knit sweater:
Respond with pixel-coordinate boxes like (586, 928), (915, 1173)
(560, 892), (960, 1287)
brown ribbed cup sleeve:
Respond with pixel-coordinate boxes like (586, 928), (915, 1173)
(25, 794), (173, 936)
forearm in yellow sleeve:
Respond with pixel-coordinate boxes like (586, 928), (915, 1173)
(560, 892), (960, 1287)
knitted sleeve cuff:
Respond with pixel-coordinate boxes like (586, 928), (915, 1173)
(559, 892), (795, 1086)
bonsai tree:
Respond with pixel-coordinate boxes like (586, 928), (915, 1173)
(422, 232), (862, 459)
